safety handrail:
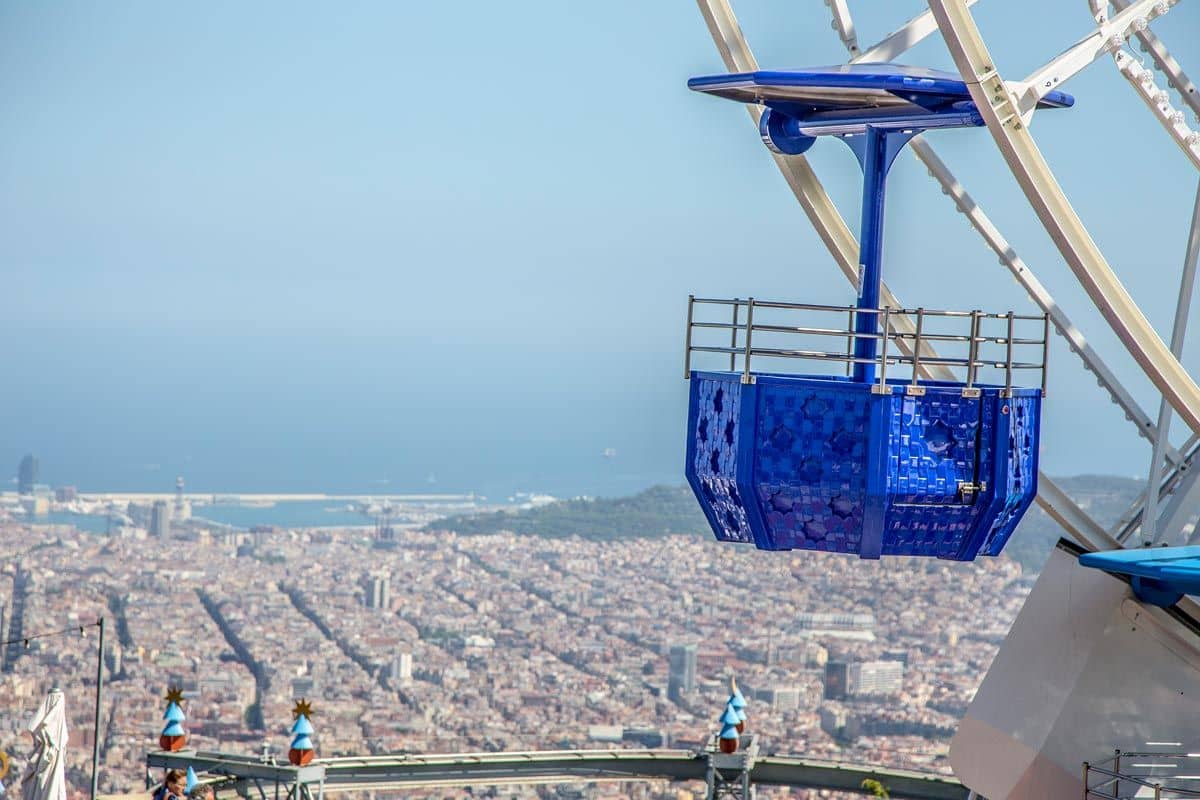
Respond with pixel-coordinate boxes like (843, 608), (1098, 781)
(684, 295), (1049, 396)
(1084, 750), (1200, 800)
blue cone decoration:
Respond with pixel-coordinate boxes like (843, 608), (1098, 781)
(719, 722), (740, 740)
(185, 767), (198, 793)
(720, 704), (740, 727)
(164, 702), (186, 723)
(291, 714), (314, 737)
(290, 734), (313, 752)
(729, 679), (747, 722)
(161, 721), (185, 737)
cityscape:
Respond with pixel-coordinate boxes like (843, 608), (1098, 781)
(0, 453), (1079, 799)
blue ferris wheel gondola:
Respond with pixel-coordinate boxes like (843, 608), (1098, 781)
(683, 65), (1070, 560)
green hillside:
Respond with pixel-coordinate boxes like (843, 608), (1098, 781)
(428, 476), (1144, 573)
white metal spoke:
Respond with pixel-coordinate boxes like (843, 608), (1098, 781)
(1146, 180), (1200, 543)
(1113, 50), (1200, 170)
(928, 0), (1200, 439)
(1012, 0), (1180, 118)
(1111, 0), (1200, 119)
(852, 1), (979, 65)
(1113, 433), (1200, 541)
(824, 0), (860, 57)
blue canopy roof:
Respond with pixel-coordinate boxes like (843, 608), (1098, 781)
(688, 63), (1073, 135)
(1079, 546), (1200, 607)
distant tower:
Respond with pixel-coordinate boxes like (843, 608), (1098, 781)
(150, 500), (173, 538)
(364, 573), (390, 610)
(668, 643), (697, 703)
(391, 652), (413, 687)
(824, 660), (849, 700)
(17, 454), (39, 495)
(373, 504), (398, 549)
(173, 476), (191, 522)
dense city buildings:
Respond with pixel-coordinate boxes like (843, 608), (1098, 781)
(0, 505), (1034, 798)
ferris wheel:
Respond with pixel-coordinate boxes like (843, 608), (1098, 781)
(683, 0), (1200, 560)
(682, 1), (1200, 795)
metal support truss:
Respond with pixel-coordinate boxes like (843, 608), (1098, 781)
(928, 0), (1200, 441)
(705, 735), (757, 799)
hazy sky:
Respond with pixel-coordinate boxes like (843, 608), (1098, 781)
(2, 1), (1199, 496)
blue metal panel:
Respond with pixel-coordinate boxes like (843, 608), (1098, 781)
(685, 374), (754, 544)
(687, 64), (1075, 117)
(978, 393), (1042, 557)
(686, 373), (1042, 560)
(1078, 546), (1200, 607)
(750, 376), (870, 553)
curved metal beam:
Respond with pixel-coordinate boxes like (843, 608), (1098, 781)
(928, 0), (1200, 437)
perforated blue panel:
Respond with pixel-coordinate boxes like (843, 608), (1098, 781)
(890, 393), (980, 504)
(685, 375), (754, 544)
(752, 381), (868, 553)
(686, 372), (1042, 561)
(980, 393), (1041, 556)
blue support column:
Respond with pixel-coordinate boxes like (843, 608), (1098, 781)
(844, 127), (912, 384)
(853, 127), (888, 384)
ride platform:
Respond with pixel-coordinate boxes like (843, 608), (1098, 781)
(682, 64), (1067, 560)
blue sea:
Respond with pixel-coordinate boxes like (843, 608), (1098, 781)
(3, 327), (688, 503)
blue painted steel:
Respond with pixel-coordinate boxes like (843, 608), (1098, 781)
(1078, 546), (1200, 607)
(688, 65), (1074, 130)
(847, 127), (914, 383)
(685, 372), (1042, 560)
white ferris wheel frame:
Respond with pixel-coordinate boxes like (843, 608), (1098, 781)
(692, 0), (1200, 562)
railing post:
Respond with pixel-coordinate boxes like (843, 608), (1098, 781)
(910, 308), (925, 392)
(1042, 312), (1051, 397)
(1113, 749), (1121, 800)
(875, 307), (891, 394)
(846, 308), (855, 377)
(1082, 762), (1090, 800)
(742, 298), (755, 385)
(1004, 311), (1015, 397)
(730, 299), (740, 373)
(685, 295), (695, 379)
(965, 310), (982, 395)
(1155, 782), (1162, 800)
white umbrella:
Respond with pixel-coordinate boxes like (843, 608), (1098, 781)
(21, 689), (67, 800)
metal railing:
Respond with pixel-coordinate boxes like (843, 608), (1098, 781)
(684, 296), (1049, 396)
(1085, 750), (1200, 799)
